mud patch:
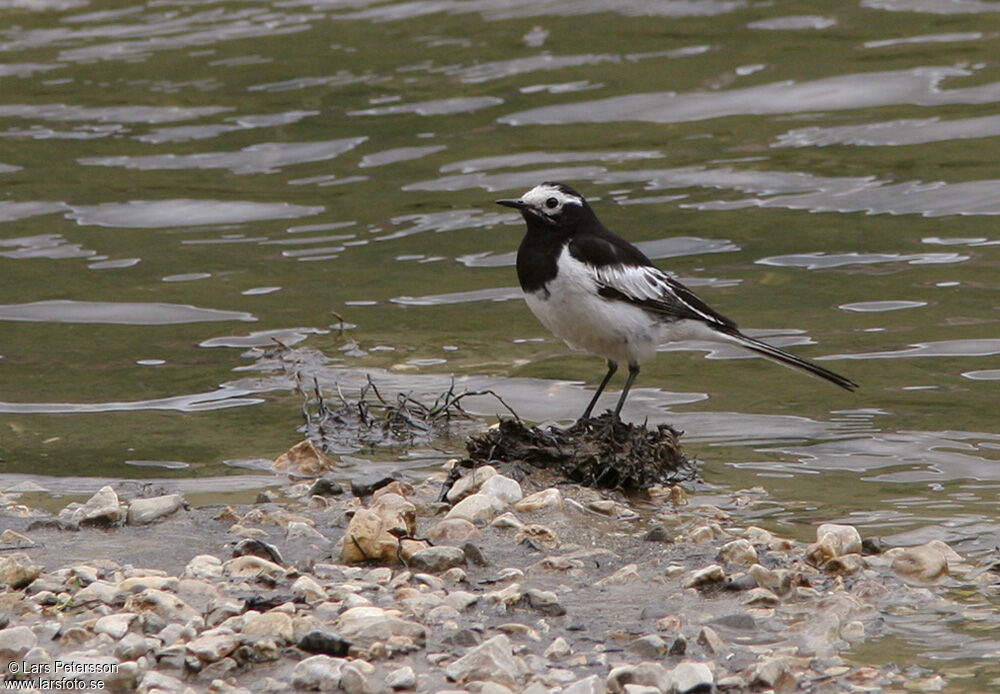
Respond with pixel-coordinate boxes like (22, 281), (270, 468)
(466, 414), (698, 492)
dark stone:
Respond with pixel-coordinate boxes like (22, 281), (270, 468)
(308, 478), (344, 497)
(350, 476), (397, 498)
(861, 537), (885, 555)
(522, 588), (567, 616)
(408, 546), (466, 573)
(642, 524), (673, 542)
(462, 542), (489, 566)
(255, 491), (278, 504)
(141, 613), (167, 635)
(669, 635), (687, 656)
(232, 538), (283, 565)
(723, 574), (756, 592)
(298, 630), (351, 657)
(237, 591), (295, 612)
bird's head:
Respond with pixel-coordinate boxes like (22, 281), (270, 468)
(496, 182), (596, 232)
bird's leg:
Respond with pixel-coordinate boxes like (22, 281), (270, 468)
(611, 363), (640, 421)
(580, 360), (617, 422)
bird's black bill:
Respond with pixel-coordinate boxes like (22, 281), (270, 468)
(495, 198), (526, 209)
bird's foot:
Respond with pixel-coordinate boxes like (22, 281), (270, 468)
(571, 411), (621, 440)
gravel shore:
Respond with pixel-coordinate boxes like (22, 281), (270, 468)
(0, 446), (992, 693)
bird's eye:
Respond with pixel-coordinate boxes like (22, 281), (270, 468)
(545, 197), (559, 210)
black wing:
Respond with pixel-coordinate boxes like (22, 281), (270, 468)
(569, 235), (737, 329)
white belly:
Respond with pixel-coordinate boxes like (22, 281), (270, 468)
(524, 249), (664, 366)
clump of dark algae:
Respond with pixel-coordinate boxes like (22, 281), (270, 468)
(265, 339), (697, 492)
(465, 413), (699, 492)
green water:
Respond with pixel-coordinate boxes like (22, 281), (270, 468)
(2, 0), (1000, 684)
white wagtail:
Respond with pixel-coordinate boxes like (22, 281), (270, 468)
(496, 182), (857, 421)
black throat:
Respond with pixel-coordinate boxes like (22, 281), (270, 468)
(515, 214), (572, 294)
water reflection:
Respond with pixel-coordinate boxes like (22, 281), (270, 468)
(824, 339), (1000, 360)
(328, 0), (746, 21)
(414, 163), (1000, 218)
(774, 115), (1000, 148)
(67, 200), (323, 227)
(499, 67), (1000, 125)
(80, 138), (367, 175)
(0, 300), (255, 325)
(349, 96), (503, 116)
(758, 252), (968, 269)
(0, 385), (265, 414)
(137, 111), (319, 144)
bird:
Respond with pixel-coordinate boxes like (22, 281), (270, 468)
(496, 182), (857, 422)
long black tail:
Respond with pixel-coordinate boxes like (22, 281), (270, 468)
(721, 330), (858, 391)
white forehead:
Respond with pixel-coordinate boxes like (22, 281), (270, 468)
(520, 184), (583, 209)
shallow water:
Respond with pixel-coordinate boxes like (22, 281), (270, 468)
(2, 0), (1000, 684)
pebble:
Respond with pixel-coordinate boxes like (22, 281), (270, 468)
(341, 662), (375, 694)
(444, 634), (520, 687)
(186, 629), (238, 662)
(824, 553), (867, 575)
(513, 488), (563, 512)
(93, 613), (136, 639)
(890, 541), (952, 583)
(521, 588), (566, 616)
(307, 478), (344, 497)
(115, 632), (154, 660)
(385, 665), (416, 690)
(446, 465), (497, 503)
(478, 474), (523, 509)
(445, 493), (496, 523)
(72, 485), (125, 526)
(717, 538), (758, 565)
(544, 636), (572, 660)
(491, 512), (525, 531)
(563, 674), (604, 694)
(127, 494), (186, 525)
(292, 574), (327, 602)
(806, 523), (862, 565)
(242, 611), (294, 643)
(751, 656), (789, 687)
(672, 661), (714, 693)
(0, 626), (36, 659)
(291, 654), (345, 690)
(408, 546), (467, 573)
(627, 634), (666, 657)
(696, 626), (727, 655)
(224, 554), (285, 579)
(126, 588), (200, 623)
(286, 520), (330, 544)
(335, 606), (426, 647)
(748, 564), (794, 596)
(684, 564), (726, 589)
(271, 439), (334, 477)
(817, 523), (863, 555)
(743, 587), (780, 605)
(184, 554), (223, 579)
(0, 553), (40, 589)
(427, 518), (480, 542)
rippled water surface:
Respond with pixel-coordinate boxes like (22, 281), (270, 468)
(2, 0), (1000, 684)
